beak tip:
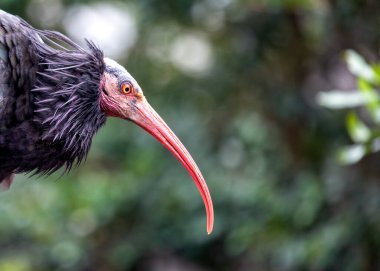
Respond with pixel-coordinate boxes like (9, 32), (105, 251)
(207, 210), (214, 235)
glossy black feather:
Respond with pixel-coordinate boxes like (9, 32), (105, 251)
(0, 10), (106, 182)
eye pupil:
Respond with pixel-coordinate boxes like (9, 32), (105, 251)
(123, 84), (132, 94)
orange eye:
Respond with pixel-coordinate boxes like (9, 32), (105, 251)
(121, 83), (133, 94)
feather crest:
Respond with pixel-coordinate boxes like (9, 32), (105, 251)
(24, 24), (107, 174)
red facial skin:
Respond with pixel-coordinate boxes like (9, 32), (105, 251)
(100, 71), (214, 234)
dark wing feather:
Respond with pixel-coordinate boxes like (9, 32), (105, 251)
(0, 10), (39, 183)
(0, 11), (36, 125)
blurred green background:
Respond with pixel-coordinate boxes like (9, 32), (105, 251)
(0, 0), (379, 270)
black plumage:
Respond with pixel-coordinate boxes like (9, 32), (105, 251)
(0, 10), (106, 182)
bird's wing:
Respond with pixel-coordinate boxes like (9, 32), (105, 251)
(0, 21), (12, 123)
(0, 9), (38, 126)
(0, 10), (40, 182)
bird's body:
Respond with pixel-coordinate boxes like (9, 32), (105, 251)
(0, 10), (214, 234)
(0, 10), (105, 181)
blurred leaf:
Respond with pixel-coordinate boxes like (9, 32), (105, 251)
(346, 111), (371, 143)
(345, 50), (376, 83)
(316, 91), (378, 109)
(337, 144), (365, 165)
(373, 64), (380, 83)
(357, 78), (380, 123)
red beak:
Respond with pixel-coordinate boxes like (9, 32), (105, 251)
(129, 97), (214, 234)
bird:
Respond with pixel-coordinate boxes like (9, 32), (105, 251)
(0, 10), (213, 234)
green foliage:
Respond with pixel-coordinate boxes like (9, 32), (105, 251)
(319, 51), (380, 165)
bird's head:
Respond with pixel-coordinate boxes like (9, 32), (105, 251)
(99, 58), (214, 234)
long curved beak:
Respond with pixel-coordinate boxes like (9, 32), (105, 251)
(129, 96), (214, 234)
